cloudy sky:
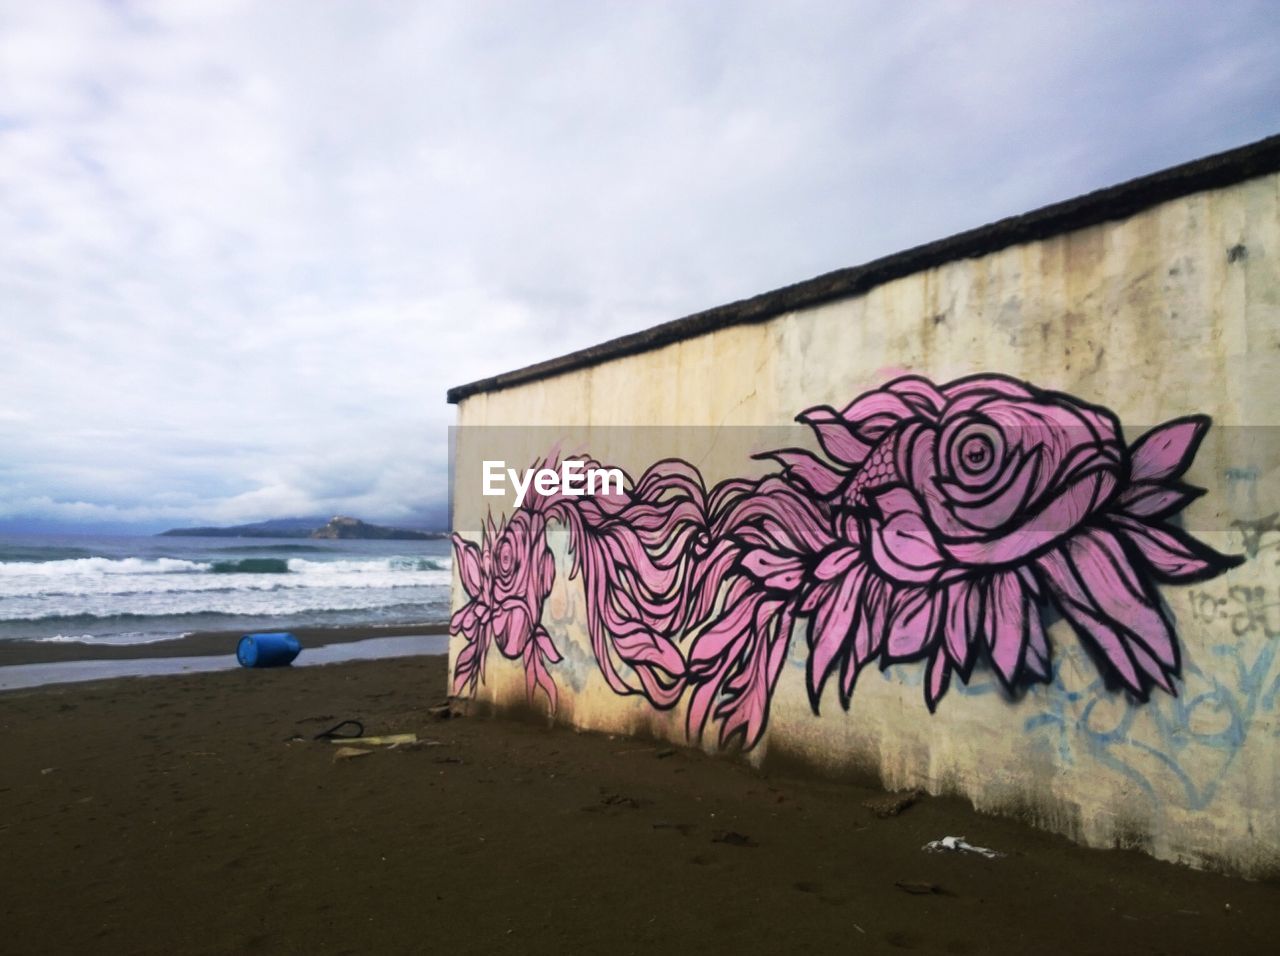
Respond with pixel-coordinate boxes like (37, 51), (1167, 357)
(2, 1), (1277, 533)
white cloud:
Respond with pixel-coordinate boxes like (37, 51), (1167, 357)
(1, 0), (1277, 530)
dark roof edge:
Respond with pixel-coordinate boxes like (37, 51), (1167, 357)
(448, 132), (1280, 404)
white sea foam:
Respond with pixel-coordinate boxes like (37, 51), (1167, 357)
(0, 557), (207, 577)
(34, 632), (182, 645)
(0, 555), (452, 602)
(0, 539), (454, 643)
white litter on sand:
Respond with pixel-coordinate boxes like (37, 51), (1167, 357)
(923, 835), (1004, 859)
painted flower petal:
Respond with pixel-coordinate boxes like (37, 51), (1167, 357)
(838, 390), (918, 438)
(741, 548), (807, 591)
(885, 587), (939, 660)
(941, 375), (1034, 402)
(523, 634), (558, 712)
(814, 545), (860, 581)
(449, 601), (479, 638)
(797, 406), (874, 466)
(728, 476), (837, 554)
(452, 533), (484, 597)
(1113, 515), (1245, 583)
(842, 576), (888, 704)
(1117, 482), (1202, 519)
(1129, 416), (1210, 483)
(806, 563), (867, 711)
(541, 549), (556, 595)
(688, 588), (763, 667)
(1068, 527), (1177, 669)
(536, 626), (563, 664)
(684, 668), (725, 744)
(943, 579), (978, 670)
(925, 650), (951, 711)
(800, 578), (834, 613)
(715, 603), (792, 751)
(1023, 605), (1051, 681)
(757, 448), (846, 497)
(492, 604), (531, 657)
(986, 570), (1028, 688)
(887, 375), (946, 416)
(451, 640), (478, 695)
(1037, 547), (1145, 695)
(869, 488), (946, 584)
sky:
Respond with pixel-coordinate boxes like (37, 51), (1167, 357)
(1, 1), (1278, 534)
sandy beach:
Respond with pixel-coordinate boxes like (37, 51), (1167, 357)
(0, 652), (1277, 955)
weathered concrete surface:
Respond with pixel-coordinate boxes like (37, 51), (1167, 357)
(451, 169), (1280, 877)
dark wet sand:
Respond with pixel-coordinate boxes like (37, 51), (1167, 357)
(1, 655), (1276, 955)
(0, 623), (448, 667)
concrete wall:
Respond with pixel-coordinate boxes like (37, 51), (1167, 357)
(449, 169), (1280, 877)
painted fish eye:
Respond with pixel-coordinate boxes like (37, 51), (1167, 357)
(942, 419), (1005, 486)
(497, 540), (515, 572)
(960, 436), (993, 472)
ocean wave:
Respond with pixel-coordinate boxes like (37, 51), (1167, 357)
(0, 545), (96, 563)
(0, 591), (450, 627)
(0, 534), (454, 649)
(7, 611), (230, 625)
(5, 577), (450, 605)
(0, 554), (451, 580)
(0, 557), (453, 606)
(210, 558), (291, 574)
(212, 544), (328, 554)
(285, 557), (451, 573)
(0, 556), (207, 577)
(0, 576), (449, 605)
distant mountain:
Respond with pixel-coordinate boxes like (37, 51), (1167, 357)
(159, 516), (445, 540)
(158, 517), (323, 538)
(310, 516), (443, 540)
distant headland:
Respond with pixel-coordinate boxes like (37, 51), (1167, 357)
(158, 516), (446, 540)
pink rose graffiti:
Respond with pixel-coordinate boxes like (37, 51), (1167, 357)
(449, 374), (1243, 750)
(767, 374), (1242, 711)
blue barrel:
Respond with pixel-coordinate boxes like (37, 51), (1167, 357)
(237, 632), (302, 668)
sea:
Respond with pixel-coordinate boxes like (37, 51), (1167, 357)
(0, 532), (453, 649)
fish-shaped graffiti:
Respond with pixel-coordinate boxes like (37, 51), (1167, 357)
(450, 374), (1243, 750)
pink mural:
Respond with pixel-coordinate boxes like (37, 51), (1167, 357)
(450, 374), (1242, 750)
